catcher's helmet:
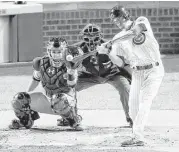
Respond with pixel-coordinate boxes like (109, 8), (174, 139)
(110, 5), (130, 21)
(46, 37), (67, 67)
(80, 23), (102, 44)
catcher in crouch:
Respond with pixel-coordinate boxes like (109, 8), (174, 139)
(9, 37), (84, 131)
(57, 23), (133, 127)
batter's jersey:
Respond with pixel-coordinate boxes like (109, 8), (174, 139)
(32, 56), (71, 97)
(112, 16), (162, 67)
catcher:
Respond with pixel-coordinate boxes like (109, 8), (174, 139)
(57, 23), (133, 127)
(9, 37), (85, 131)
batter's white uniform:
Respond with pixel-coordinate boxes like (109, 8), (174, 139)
(110, 16), (165, 140)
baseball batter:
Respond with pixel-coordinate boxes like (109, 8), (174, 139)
(9, 37), (83, 131)
(97, 5), (165, 146)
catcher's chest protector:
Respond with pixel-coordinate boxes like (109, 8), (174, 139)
(39, 57), (70, 96)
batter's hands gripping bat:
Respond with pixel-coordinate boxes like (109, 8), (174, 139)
(97, 30), (134, 54)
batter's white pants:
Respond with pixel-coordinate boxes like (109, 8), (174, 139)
(129, 62), (165, 140)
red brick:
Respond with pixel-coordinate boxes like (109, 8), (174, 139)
(151, 17), (157, 21)
(152, 8), (157, 16)
(46, 12), (51, 20)
(162, 44), (169, 48)
(154, 33), (162, 38)
(46, 31), (60, 36)
(95, 10), (100, 18)
(46, 20), (59, 25)
(78, 25), (85, 29)
(79, 11), (84, 18)
(60, 20), (66, 24)
(82, 19), (88, 24)
(55, 12), (60, 19)
(68, 30), (80, 35)
(164, 9), (169, 15)
(75, 12), (80, 18)
(104, 10), (110, 18)
(152, 28), (158, 32)
(43, 13), (45, 20)
(60, 12), (65, 19)
(137, 8), (141, 16)
(89, 19), (103, 23)
(174, 8), (179, 15)
(89, 11), (95, 18)
(100, 10), (105, 18)
(169, 8), (173, 15)
(158, 17), (172, 21)
(57, 25), (70, 30)
(147, 9), (152, 16)
(71, 35), (78, 40)
(161, 49), (178, 54)
(170, 43), (179, 48)
(103, 29), (111, 34)
(162, 22), (170, 27)
(104, 35), (114, 39)
(51, 12), (56, 19)
(112, 29), (120, 34)
(67, 20), (81, 24)
(132, 9), (136, 16)
(159, 38), (173, 43)
(66, 12), (70, 18)
(101, 24), (113, 28)
(49, 26), (56, 30)
(151, 22), (161, 27)
(170, 33), (179, 37)
(158, 28), (173, 32)
(163, 33), (170, 37)
(175, 38), (179, 42)
(72, 25), (78, 29)
(158, 9), (163, 16)
(171, 22), (179, 26)
(43, 26), (49, 31)
(142, 9), (147, 16)
(175, 28), (179, 32)
(174, 17), (179, 21)
(84, 11), (89, 18)
(43, 37), (49, 42)
(104, 18), (110, 23)
(61, 31), (67, 35)
(62, 36), (71, 40)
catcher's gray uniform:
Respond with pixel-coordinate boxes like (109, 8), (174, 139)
(9, 40), (83, 130)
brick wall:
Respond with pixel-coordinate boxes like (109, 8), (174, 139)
(42, 2), (179, 54)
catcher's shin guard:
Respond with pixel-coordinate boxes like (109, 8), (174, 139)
(10, 92), (40, 129)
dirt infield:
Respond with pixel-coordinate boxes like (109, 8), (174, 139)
(0, 55), (179, 151)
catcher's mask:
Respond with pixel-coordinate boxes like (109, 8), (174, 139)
(80, 23), (103, 50)
(47, 37), (67, 67)
(80, 23), (103, 65)
(110, 5), (130, 29)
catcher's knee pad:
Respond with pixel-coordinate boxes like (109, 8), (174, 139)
(51, 93), (76, 115)
(11, 92), (40, 128)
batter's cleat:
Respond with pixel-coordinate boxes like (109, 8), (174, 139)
(9, 119), (23, 129)
(73, 124), (84, 131)
(126, 117), (133, 128)
(121, 138), (144, 147)
(57, 118), (70, 126)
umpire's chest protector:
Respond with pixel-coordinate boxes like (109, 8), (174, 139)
(39, 57), (70, 95)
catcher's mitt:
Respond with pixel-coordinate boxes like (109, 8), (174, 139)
(64, 46), (84, 69)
